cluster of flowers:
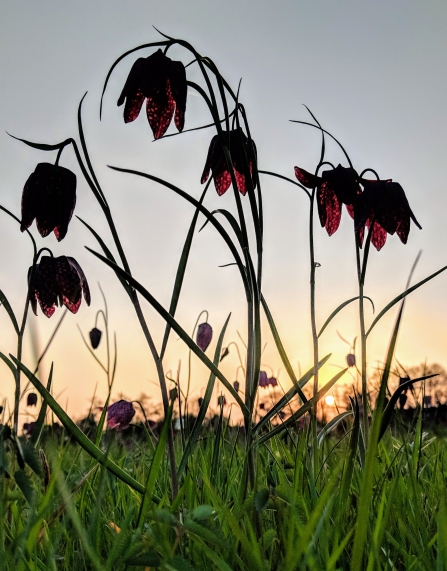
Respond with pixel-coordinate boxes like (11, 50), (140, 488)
(294, 164), (421, 251)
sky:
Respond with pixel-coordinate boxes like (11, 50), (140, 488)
(1, 1), (447, 423)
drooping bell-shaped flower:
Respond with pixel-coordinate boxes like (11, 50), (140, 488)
(89, 327), (102, 350)
(201, 128), (257, 196)
(107, 400), (135, 430)
(27, 393), (38, 407)
(196, 322), (213, 351)
(29, 255), (91, 318)
(258, 371), (269, 388)
(117, 49), (187, 139)
(21, 163), (76, 241)
(295, 164), (360, 236)
(354, 179), (421, 251)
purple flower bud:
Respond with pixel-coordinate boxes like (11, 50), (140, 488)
(233, 380), (240, 393)
(217, 395), (226, 407)
(89, 327), (102, 349)
(268, 376), (278, 387)
(346, 354), (356, 367)
(258, 371), (269, 388)
(23, 422), (36, 437)
(107, 400), (135, 430)
(27, 392), (38, 407)
(196, 322), (213, 351)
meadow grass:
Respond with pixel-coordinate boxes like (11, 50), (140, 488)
(1, 413), (447, 570)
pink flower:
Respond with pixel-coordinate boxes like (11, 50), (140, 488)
(29, 255), (90, 318)
(117, 49), (187, 139)
(21, 162), (77, 242)
(107, 400), (135, 430)
(196, 322), (213, 351)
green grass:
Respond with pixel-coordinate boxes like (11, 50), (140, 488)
(1, 417), (446, 570)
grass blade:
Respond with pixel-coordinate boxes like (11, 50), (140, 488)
(261, 294), (308, 403)
(253, 354), (331, 433)
(318, 296), (374, 338)
(86, 247), (248, 417)
(177, 314), (231, 479)
(0, 290), (19, 335)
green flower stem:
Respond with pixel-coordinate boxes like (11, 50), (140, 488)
(309, 188), (319, 474)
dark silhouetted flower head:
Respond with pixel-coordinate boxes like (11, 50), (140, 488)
(268, 376), (278, 388)
(217, 395), (226, 407)
(170, 388), (178, 401)
(27, 393), (38, 407)
(198, 397), (204, 408)
(355, 179), (421, 251)
(201, 128), (257, 196)
(117, 49), (187, 139)
(29, 255), (91, 318)
(21, 163), (76, 241)
(196, 322), (213, 351)
(23, 422), (36, 437)
(346, 354), (356, 367)
(233, 380), (240, 393)
(295, 164), (360, 235)
(107, 400), (135, 430)
(89, 327), (102, 349)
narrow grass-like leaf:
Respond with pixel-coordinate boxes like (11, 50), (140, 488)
(137, 404), (173, 528)
(318, 411), (353, 447)
(160, 185), (209, 360)
(30, 364), (53, 447)
(199, 208), (244, 246)
(318, 296), (374, 338)
(366, 265), (447, 336)
(0, 351), (17, 377)
(77, 216), (133, 298)
(0, 290), (19, 335)
(437, 492), (447, 571)
(378, 374), (436, 442)
(178, 314), (231, 479)
(14, 470), (34, 505)
(107, 166), (251, 296)
(85, 248), (248, 416)
(254, 354), (331, 433)
(258, 369), (347, 444)
(261, 294), (307, 402)
(10, 357), (146, 495)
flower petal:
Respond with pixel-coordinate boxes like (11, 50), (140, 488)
(170, 60), (187, 132)
(146, 80), (175, 139)
(294, 167), (321, 189)
(318, 182), (341, 235)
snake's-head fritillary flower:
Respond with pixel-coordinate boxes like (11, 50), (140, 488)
(217, 395), (227, 407)
(107, 400), (135, 430)
(355, 179), (421, 251)
(117, 49), (187, 139)
(29, 255), (91, 318)
(201, 128), (257, 196)
(27, 393), (38, 407)
(295, 164), (360, 236)
(233, 380), (240, 393)
(268, 376), (278, 388)
(89, 327), (102, 350)
(258, 371), (269, 388)
(23, 422), (36, 437)
(21, 163), (76, 241)
(346, 354), (356, 367)
(196, 322), (213, 352)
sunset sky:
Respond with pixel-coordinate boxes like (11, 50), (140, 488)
(1, 1), (447, 422)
